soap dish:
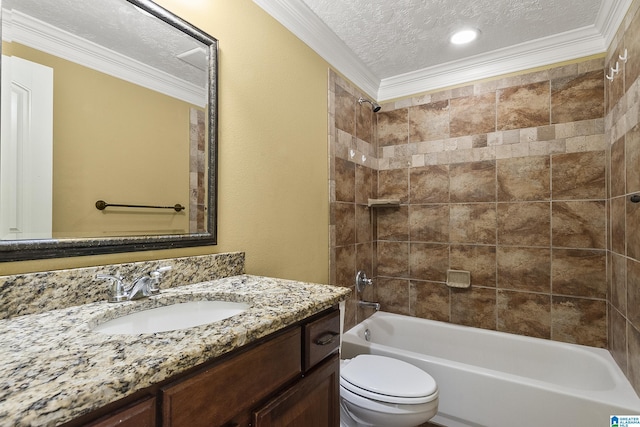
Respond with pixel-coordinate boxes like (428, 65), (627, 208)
(447, 270), (471, 289)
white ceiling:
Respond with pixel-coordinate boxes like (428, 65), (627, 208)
(253, 0), (632, 100)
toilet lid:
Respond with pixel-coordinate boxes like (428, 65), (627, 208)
(340, 355), (437, 404)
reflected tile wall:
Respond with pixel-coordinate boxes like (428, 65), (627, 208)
(607, 0), (640, 394)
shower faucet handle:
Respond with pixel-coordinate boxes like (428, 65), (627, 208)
(356, 270), (373, 293)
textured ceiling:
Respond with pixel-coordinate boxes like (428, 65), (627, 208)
(3, 0), (208, 86)
(301, 0), (603, 80)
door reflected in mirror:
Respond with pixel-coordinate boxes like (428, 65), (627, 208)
(0, 0), (218, 260)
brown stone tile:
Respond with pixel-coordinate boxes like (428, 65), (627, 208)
(355, 165), (374, 205)
(334, 245), (355, 287)
(497, 156), (550, 201)
(551, 151), (606, 200)
(551, 296), (606, 347)
(551, 70), (604, 124)
(410, 281), (450, 321)
(497, 247), (551, 293)
(355, 205), (372, 244)
(450, 93), (496, 137)
(450, 161), (496, 203)
(497, 202), (550, 246)
(628, 259), (640, 328)
(473, 134), (488, 148)
(378, 109), (408, 147)
(342, 287), (357, 331)
(356, 100), (374, 144)
(334, 202), (355, 246)
(377, 206), (409, 241)
(335, 85), (355, 134)
(552, 201), (606, 249)
(410, 205), (449, 242)
(611, 253), (626, 314)
(611, 138), (626, 197)
(376, 241), (409, 277)
(497, 291), (551, 339)
(629, 324), (640, 396)
(625, 8), (640, 93)
(410, 165), (449, 203)
(627, 124), (640, 194)
(609, 308), (628, 375)
(552, 249), (606, 298)
(628, 199), (640, 260)
(379, 169), (408, 203)
(497, 81), (550, 131)
(611, 196), (626, 255)
(450, 245), (497, 287)
(409, 101), (450, 143)
(409, 243), (449, 282)
(450, 203), (497, 244)
(356, 241), (373, 274)
(335, 157), (355, 202)
(376, 278), (410, 315)
(451, 287), (497, 330)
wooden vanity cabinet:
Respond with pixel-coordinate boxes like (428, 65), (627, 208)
(70, 308), (341, 427)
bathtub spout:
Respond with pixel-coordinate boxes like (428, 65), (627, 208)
(358, 300), (380, 311)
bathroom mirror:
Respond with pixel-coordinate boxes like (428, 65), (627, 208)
(0, 0), (218, 261)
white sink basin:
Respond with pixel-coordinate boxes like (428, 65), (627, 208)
(92, 300), (250, 334)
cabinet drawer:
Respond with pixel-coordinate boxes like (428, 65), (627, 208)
(304, 309), (340, 371)
(85, 397), (156, 427)
(161, 327), (301, 427)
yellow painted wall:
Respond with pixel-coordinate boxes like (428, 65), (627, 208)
(5, 42), (191, 238)
(1, 0), (331, 283)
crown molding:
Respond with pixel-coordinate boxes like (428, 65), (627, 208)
(254, 0), (629, 102)
(4, 9), (206, 107)
(252, 0), (379, 98)
(378, 25), (605, 100)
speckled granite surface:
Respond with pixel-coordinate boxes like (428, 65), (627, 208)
(0, 252), (245, 319)
(0, 274), (350, 427)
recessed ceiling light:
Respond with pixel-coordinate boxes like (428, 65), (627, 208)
(450, 29), (479, 45)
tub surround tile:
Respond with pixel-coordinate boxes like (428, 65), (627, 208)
(409, 101), (450, 143)
(409, 243), (449, 282)
(335, 157), (356, 203)
(612, 196), (627, 254)
(497, 156), (550, 201)
(355, 164), (374, 205)
(627, 125), (640, 194)
(552, 151), (606, 200)
(449, 203), (497, 244)
(409, 205), (450, 242)
(376, 278), (411, 315)
(497, 291), (551, 339)
(551, 70), (604, 124)
(377, 206), (409, 241)
(378, 109), (409, 147)
(551, 296), (607, 347)
(335, 85), (355, 135)
(379, 169), (409, 203)
(611, 253), (627, 314)
(0, 275), (350, 426)
(611, 139), (626, 197)
(334, 202), (356, 246)
(627, 199), (640, 259)
(410, 165), (449, 203)
(376, 241), (410, 278)
(449, 161), (496, 203)
(451, 287), (497, 330)
(551, 249), (607, 298)
(625, 8), (640, 93)
(0, 252), (245, 319)
(334, 245), (356, 287)
(552, 201), (606, 249)
(356, 205), (373, 244)
(410, 281), (450, 322)
(450, 93), (496, 137)
(629, 325), (640, 395)
(609, 308), (629, 375)
(356, 101), (374, 144)
(450, 245), (497, 287)
(497, 247), (551, 293)
(628, 259), (640, 327)
(497, 81), (550, 131)
(497, 202), (551, 246)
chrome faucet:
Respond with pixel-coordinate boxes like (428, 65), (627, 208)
(96, 266), (171, 302)
(358, 300), (381, 311)
(356, 270), (380, 311)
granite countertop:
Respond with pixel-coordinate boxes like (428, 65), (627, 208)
(0, 275), (350, 427)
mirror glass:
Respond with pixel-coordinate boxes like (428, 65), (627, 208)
(0, 0), (218, 261)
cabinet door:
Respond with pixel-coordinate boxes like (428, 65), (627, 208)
(253, 354), (340, 427)
(85, 397), (156, 427)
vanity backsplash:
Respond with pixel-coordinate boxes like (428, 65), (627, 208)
(0, 252), (245, 319)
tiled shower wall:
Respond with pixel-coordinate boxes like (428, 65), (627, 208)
(606, 0), (640, 395)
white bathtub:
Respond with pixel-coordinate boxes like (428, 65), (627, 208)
(341, 312), (640, 427)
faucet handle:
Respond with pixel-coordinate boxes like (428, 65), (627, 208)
(355, 270), (373, 293)
(96, 274), (128, 303)
(148, 266), (171, 294)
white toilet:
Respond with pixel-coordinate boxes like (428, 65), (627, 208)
(339, 354), (439, 427)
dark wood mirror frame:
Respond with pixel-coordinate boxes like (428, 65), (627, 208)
(0, 0), (218, 262)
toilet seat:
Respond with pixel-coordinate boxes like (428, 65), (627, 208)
(340, 355), (437, 405)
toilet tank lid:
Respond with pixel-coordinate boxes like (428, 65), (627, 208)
(341, 354), (437, 398)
